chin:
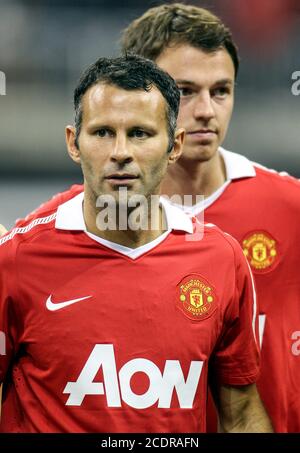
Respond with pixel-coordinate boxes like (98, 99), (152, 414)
(180, 145), (218, 163)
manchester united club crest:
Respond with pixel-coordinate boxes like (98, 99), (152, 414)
(177, 274), (217, 321)
(242, 231), (278, 272)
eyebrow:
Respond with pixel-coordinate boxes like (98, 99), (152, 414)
(213, 78), (234, 86)
(176, 78), (234, 86)
(87, 123), (158, 133)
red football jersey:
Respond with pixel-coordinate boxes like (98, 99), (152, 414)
(201, 149), (300, 432)
(14, 147), (300, 432)
(0, 194), (259, 432)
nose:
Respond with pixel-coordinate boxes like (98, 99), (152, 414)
(110, 134), (133, 164)
(193, 91), (215, 122)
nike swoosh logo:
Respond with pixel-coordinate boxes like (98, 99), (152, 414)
(46, 295), (92, 311)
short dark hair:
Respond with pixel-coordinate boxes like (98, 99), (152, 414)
(74, 54), (180, 151)
(121, 3), (239, 77)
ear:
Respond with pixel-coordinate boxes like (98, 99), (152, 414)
(168, 128), (185, 165)
(66, 125), (81, 164)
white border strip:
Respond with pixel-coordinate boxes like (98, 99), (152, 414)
(0, 213), (57, 246)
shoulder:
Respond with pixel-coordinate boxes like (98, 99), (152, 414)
(0, 210), (57, 256)
(249, 162), (300, 214)
(221, 147), (300, 192)
(222, 147), (300, 210)
(252, 161), (300, 190)
(197, 220), (246, 263)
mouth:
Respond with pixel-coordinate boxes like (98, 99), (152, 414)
(187, 129), (217, 141)
(105, 174), (139, 185)
(188, 129), (216, 135)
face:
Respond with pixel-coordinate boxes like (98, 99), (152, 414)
(156, 44), (235, 163)
(66, 83), (184, 204)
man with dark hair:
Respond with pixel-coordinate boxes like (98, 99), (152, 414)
(7, 3), (299, 432)
(73, 54), (179, 153)
(0, 54), (272, 432)
(120, 3), (300, 432)
(122, 2), (239, 77)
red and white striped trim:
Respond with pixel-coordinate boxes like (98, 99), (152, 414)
(0, 213), (56, 246)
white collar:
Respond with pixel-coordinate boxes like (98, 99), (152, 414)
(55, 192), (193, 234)
(167, 147), (256, 215)
(55, 149), (255, 231)
(219, 147), (256, 180)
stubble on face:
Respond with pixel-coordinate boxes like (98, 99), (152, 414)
(76, 83), (172, 211)
(156, 44), (235, 164)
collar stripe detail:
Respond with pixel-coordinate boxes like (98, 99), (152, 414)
(0, 213), (57, 246)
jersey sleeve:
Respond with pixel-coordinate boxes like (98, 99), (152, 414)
(210, 235), (260, 386)
(15, 184), (83, 227)
(0, 240), (19, 384)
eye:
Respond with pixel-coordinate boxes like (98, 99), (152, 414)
(95, 128), (113, 137)
(178, 87), (194, 97)
(129, 129), (150, 139)
(213, 86), (231, 98)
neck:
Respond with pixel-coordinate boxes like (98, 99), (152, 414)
(83, 190), (166, 248)
(161, 150), (226, 202)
